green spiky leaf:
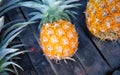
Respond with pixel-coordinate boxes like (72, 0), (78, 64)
(2, 21), (35, 39)
(0, 48), (19, 61)
(17, 0), (81, 27)
(1, 62), (23, 71)
(0, 16), (4, 32)
(0, 0), (20, 11)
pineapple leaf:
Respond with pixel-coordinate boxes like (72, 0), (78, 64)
(3, 19), (25, 29)
(0, 0), (20, 11)
(42, 0), (56, 6)
(0, 16), (4, 32)
(61, 13), (71, 21)
(17, 1), (48, 13)
(48, 15), (54, 23)
(63, 0), (80, 5)
(65, 10), (77, 20)
(34, 0), (41, 3)
(59, 4), (80, 11)
(4, 68), (15, 73)
(0, 48), (19, 61)
(11, 44), (26, 48)
(0, 5), (19, 16)
(1, 30), (23, 49)
(2, 22), (35, 41)
(16, 0), (81, 24)
(5, 51), (28, 61)
(29, 13), (44, 21)
(1, 62), (23, 71)
(28, 12), (41, 16)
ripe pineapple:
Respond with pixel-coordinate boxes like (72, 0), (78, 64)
(18, 0), (80, 60)
(86, 0), (120, 41)
(0, 16), (32, 75)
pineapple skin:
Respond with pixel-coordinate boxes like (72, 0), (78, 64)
(40, 20), (78, 60)
(86, 0), (120, 40)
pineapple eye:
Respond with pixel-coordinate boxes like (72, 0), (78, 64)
(68, 32), (73, 38)
(111, 6), (116, 12)
(50, 35), (58, 43)
(63, 24), (69, 29)
(71, 42), (76, 48)
(55, 45), (62, 53)
(61, 37), (69, 45)
(54, 23), (59, 28)
(43, 38), (47, 42)
(107, 0), (113, 3)
(95, 18), (99, 23)
(106, 20), (111, 28)
(57, 28), (64, 36)
(47, 45), (53, 51)
(114, 27), (119, 32)
(67, 31), (74, 38)
(92, 28), (97, 34)
(42, 36), (48, 42)
(47, 28), (54, 35)
(100, 3), (105, 8)
(103, 10), (108, 17)
(114, 16), (120, 23)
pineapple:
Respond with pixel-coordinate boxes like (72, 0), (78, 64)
(18, 0), (80, 60)
(86, 0), (120, 41)
(0, 16), (32, 75)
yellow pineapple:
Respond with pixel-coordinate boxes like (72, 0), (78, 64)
(86, 0), (120, 41)
(40, 20), (78, 60)
(18, 0), (80, 60)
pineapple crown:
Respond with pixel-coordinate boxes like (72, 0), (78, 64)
(17, 0), (81, 28)
(0, 16), (34, 74)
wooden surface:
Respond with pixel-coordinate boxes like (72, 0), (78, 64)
(3, 0), (120, 75)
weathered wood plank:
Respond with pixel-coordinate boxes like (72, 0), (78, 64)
(80, 13), (120, 69)
(6, 8), (56, 75)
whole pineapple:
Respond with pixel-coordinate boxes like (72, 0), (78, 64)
(18, 0), (80, 60)
(86, 0), (120, 41)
